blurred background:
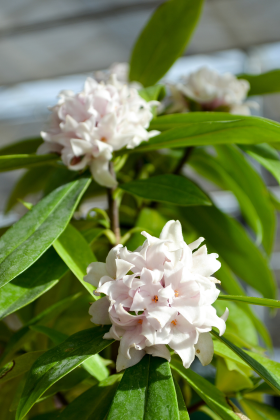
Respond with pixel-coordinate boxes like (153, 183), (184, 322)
(1, 0), (280, 401)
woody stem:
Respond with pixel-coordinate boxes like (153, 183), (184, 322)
(107, 162), (121, 245)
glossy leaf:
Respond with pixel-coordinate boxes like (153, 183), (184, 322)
(120, 118), (280, 154)
(0, 154), (58, 172)
(211, 331), (280, 395)
(0, 351), (45, 384)
(0, 293), (82, 366)
(29, 325), (109, 381)
(238, 70), (280, 96)
(240, 143), (280, 185)
(0, 177), (91, 288)
(129, 0), (204, 86)
(53, 223), (96, 296)
(120, 174), (211, 206)
(177, 205), (276, 298)
(0, 138), (42, 155)
(215, 144), (275, 254)
(171, 360), (238, 419)
(0, 248), (68, 320)
(149, 112), (280, 131)
(173, 377), (190, 420)
(241, 399), (280, 420)
(218, 294), (280, 308)
(107, 355), (180, 420)
(57, 374), (122, 420)
(16, 326), (113, 420)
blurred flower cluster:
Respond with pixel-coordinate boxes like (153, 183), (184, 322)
(85, 220), (228, 372)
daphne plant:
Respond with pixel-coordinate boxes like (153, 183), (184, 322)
(1, 0), (280, 419)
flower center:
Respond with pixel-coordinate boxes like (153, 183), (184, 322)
(152, 295), (158, 302)
(138, 319), (143, 324)
(101, 136), (107, 142)
(70, 155), (83, 165)
(174, 290), (179, 297)
(171, 319), (177, 326)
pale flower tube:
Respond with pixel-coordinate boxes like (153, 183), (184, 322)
(85, 220), (228, 372)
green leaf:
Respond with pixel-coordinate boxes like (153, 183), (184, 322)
(0, 138), (42, 155)
(216, 260), (272, 349)
(0, 177), (91, 288)
(28, 325), (109, 381)
(139, 85), (166, 102)
(5, 165), (55, 212)
(0, 351), (45, 384)
(171, 360), (238, 419)
(177, 205), (276, 299)
(120, 174), (211, 206)
(189, 147), (265, 248)
(173, 377), (190, 419)
(238, 70), (280, 96)
(218, 295), (280, 308)
(0, 154), (59, 172)
(120, 118), (280, 154)
(53, 223), (96, 296)
(0, 293), (82, 366)
(240, 143), (280, 185)
(82, 354), (109, 382)
(214, 144), (275, 254)
(211, 330), (280, 395)
(16, 326), (113, 420)
(0, 248), (68, 320)
(214, 300), (258, 347)
(241, 399), (280, 419)
(57, 374), (122, 420)
(149, 112), (279, 131)
(129, 0), (204, 86)
(29, 326), (68, 345)
(107, 355), (180, 420)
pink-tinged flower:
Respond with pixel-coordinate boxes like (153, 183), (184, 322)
(85, 220), (228, 371)
(38, 75), (159, 187)
(169, 67), (257, 115)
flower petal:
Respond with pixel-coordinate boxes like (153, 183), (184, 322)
(194, 332), (214, 366)
(89, 297), (111, 325)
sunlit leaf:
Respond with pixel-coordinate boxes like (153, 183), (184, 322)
(212, 331), (280, 395)
(130, 0), (204, 86)
(108, 355), (180, 420)
(16, 326), (113, 420)
(53, 224), (97, 296)
(171, 359), (238, 419)
(218, 294), (280, 308)
(0, 177), (91, 288)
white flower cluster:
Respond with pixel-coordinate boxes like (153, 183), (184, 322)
(85, 220), (228, 372)
(38, 75), (158, 187)
(170, 66), (255, 115)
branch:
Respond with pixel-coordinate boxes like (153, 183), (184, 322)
(173, 147), (194, 175)
(107, 162), (121, 244)
(188, 400), (206, 414)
